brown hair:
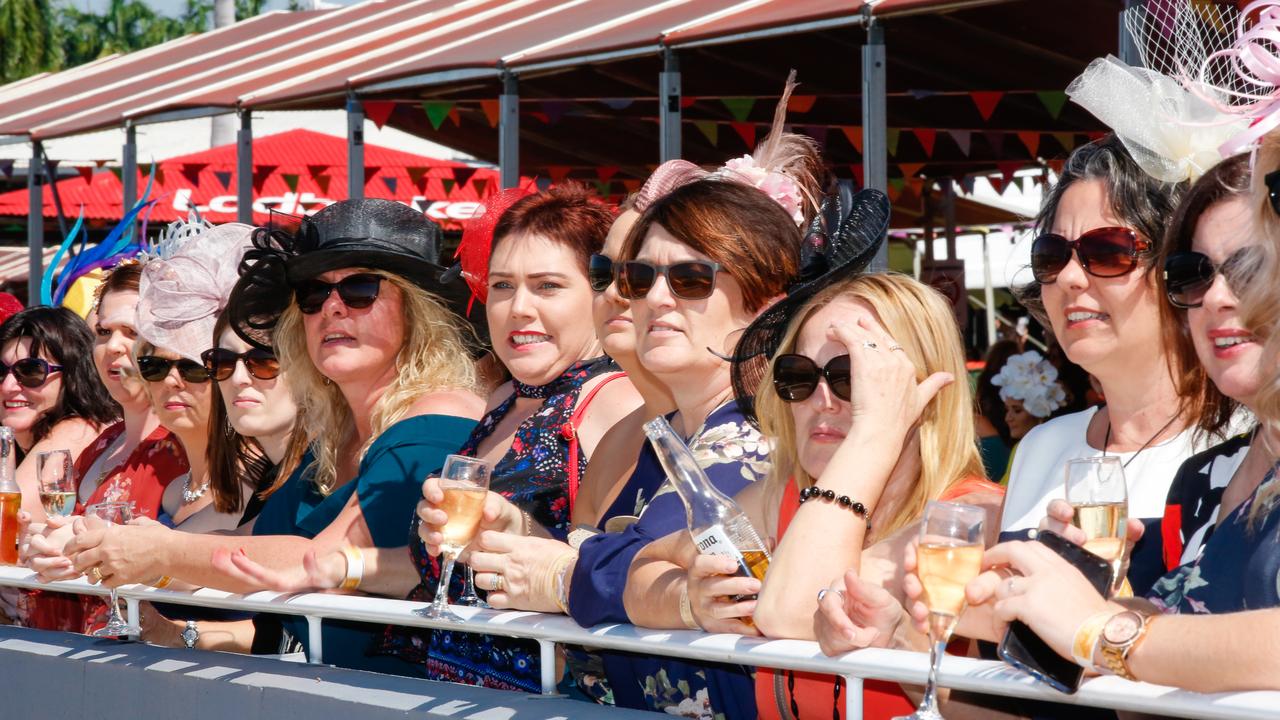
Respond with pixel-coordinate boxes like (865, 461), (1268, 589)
(621, 179), (801, 312)
(494, 183), (615, 274)
(92, 262), (142, 310)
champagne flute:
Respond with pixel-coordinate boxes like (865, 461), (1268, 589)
(418, 455), (491, 621)
(86, 501), (141, 638)
(895, 501), (986, 720)
(37, 449), (76, 517)
(1065, 456), (1129, 594)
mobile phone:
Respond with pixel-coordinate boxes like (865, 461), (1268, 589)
(998, 529), (1113, 694)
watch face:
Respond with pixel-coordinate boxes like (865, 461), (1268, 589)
(181, 626), (198, 647)
(1103, 611), (1141, 645)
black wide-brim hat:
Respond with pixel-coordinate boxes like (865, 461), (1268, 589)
(730, 187), (891, 426)
(228, 198), (486, 350)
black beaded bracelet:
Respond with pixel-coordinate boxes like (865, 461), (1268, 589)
(798, 485), (870, 527)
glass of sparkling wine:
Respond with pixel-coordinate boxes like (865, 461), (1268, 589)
(1065, 456), (1128, 594)
(419, 454), (491, 621)
(895, 501), (985, 720)
(37, 449), (76, 517)
(86, 501), (141, 638)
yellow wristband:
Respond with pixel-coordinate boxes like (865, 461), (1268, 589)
(339, 544), (364, 591)
(1072, 610), (1113, 669)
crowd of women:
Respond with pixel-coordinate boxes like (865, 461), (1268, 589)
(4, 29), (1280, 719)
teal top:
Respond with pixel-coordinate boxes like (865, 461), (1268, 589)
(979, 434), (1011, 484)
(253, 413), (476, 673)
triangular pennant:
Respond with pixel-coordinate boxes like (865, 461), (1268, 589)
(406, 166), (430, 191)
(1016, 131), (1041, 158)
(621, 178), (643, 193)
(906, 176), (926, 197)
(453, 167), (478, 189)
(970, 91), (1004, 121)
(907, 89), (938, 100)
(949, 130), (972, 156)
(1052, 132), (1076, 151)
(94, 159), (108, 169)
(898, 163), (925, 180)
(363, 101), (396, 129)
(315, 174), (332, 195)
(787, 95), (816, 113)
(449, 107), (461, 127)
(958, 175), (977, 194)
(363, 166), (381, 186)
(1047, 159), (1065, 175)
(694, 120), (719, 145)
(0, 160), (13, 180)
(730, 121), (756, 147)
(850, 164), (865, 188)
(887, 128), (901, 156)
(547, 166), (572, 183)
(382, 176), (398, 195)
(680, 96), (698, 109)
(997, 161), (1022, 185)
(472, 177), (489, 197)
(984, 131), (1004, 155)
(442, 178), (456, 194)
(987, 174), (1006, 195)
(804, 125), (828, 147)
(721, 97), (756, 122)
(155, 165), (165, 185)
(596, 166), (619, 183)
(47, 159), (60, 173)
(281, 173), (300, 193)
(306, 164), (329, 183)
(75, 166), (93, 183)
(480, 100), (501, 128)
(181, 163), (207, 185)
(542, 101), (570, 125)
(913, 128), (937, 157)
(213, 170), (231, 189)
(527, 111), (551, 124)
(422, 101), (454, 130)
(253, 165), (277, 193)
(841, 126), (863, 154)
(1035, 90), (1069, 119)
(601, 98), (634, 110)
(594, 180), (611, 197)
(138, 162), (152, 179)
(887, 177), (905, 202)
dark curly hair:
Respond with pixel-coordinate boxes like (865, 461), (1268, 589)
(0, 306), (120, 446)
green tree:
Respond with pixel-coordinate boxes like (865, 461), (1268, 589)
(0, 0), (64, 83)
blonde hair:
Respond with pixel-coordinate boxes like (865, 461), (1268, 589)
(755, 273), (985, 541)
(273, 270), (481, 494)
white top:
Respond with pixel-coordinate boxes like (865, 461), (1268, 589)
(1001, 406), (1213, 533)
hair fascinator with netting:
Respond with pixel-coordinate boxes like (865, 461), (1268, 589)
(1193, 0), (1280, 155)
(442, 186), (537, 308)
(730, 187), (891, 426)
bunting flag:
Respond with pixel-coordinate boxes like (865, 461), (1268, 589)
(46, 159), (60, 173)
(472, 177), (489, 197)
(898, 163), (925, 180)
(406, 166), (430, 192)
(913, 128), (937, 157)
(281, 173), (300, 193)
(721, 97), (756, 122)
(804, 125), (828, 147)
(363, 166), (381, 186)
(480, 100), (501, 128)
(0, 160), (12, 179)
(621, 178), (643, 193)
(694, 120), (719, 145)
(77, 167), (94, 183)
(542, 101), (570, 125)
(886, 128), (901, 156)
(422, 101), (454, 130)
(970, 91), (1004, 121)
(841, 126), (863, 153)
(527, 111), (551, 124)
(442, 178), (456, 194)
(730, 121), (756, 147)
(1036, 91), (1069, 119)
(213, 170), (232, 189)
(680, 96), (698, 109)
(787, 95), (816, 113)
(315, 174), (332, 195)
(997, 161), (1022, 186)
(138, 163), (152, 180)
(1016, 131), (1041, 157)
(253, 165), (278, 193)
(949, 130), (972, 156)
(851, 164), (864, 188)
(453, 167), (478, 189)
(886, 177), (905, 202)
(109, 167), (124, 182)
(958, 175), (977, 195)
(547, 166), (572, 183)
(449, 107), (462, 127)
(596, 166), (619, 183)
(382, 176), (398, 194)
(594, 180), (612, 196)
(987, 174), (1006, 195)
(1047, 159), (1065, 175)
(1052, 132), (1076, 151)
(181, 163), (208, 185)
(363, 101), (397, 129)
(95, 159), (108, 169)
(600, 98), (634, 110)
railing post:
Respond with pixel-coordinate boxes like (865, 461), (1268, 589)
(499, 71), (520, 189)
(26, 139), (43, 306)
(538, 639), (557, 694)
(306, 616), (323, 665)
(861, 7), (888, 272)
(659, 48), (682, 162)
(347, 92), (365, 201)
(236, 109), (253, 225)
(844, 675), (864, 720)
(126, 597), (140, 640)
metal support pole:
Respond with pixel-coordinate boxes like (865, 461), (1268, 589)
(122, 123), (137, 238)
(26, 140), (43, 306)
(982, 231), (997, 347)
(306, 616), (323, 664)
(538, 640), (557, 694)
(943, 179), (957, 260)
(861, 12), (888, 271)
(499, 72), (520, 189)
(659, 48), (682, 162)
(843, 675), (864, 720)
(126, 598), (140, 640)
(236, 110), (253, 224)
(347, 94), (365, 201)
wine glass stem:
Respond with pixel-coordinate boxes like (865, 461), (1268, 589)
(431, 551), (459, 615)
(919, 614), (950, 717)
(108, 589), (124, 624)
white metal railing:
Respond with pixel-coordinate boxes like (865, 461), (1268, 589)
(0, 565), (1276, 720)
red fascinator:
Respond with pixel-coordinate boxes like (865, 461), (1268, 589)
(452, 186), (537, 306)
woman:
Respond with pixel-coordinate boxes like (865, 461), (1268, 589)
(63, 199), (485, 673)
(989, 349), (1070, 443)
(378, 183), (642, 691)
(974, 340), (1020, 480)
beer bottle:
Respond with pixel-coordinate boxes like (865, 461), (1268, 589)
(643, 417), (770, 587)
(0, 427), (21, 565)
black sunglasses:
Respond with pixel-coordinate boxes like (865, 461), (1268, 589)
(295, 274), (384, 314)
(0, 358), (63, 389)
(136, 355), (212, 384)
(772, 353), (851, 403)
(1031, 227), (1151, 284)
(201, 347), (281, 381)
(588, 254), (616, 293)
(1163, 247), (1254, 309)
(616, 260), (721, 300)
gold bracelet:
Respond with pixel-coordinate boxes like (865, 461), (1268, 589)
(678, 584), (699, 630)
(1071, 610), (1112, 668)
(152, 575), (172, 589)
(339, 544), (364, 591)
(551, 554), (576, 614)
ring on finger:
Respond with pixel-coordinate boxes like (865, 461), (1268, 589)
(888, 345), (905, 352)
(91, 567), (103, 583)
(494, 573), (505, 593)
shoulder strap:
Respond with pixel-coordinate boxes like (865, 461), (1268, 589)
(564, 372), (629, 514)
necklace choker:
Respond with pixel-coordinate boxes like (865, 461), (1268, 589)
(182, 475), (210, 503)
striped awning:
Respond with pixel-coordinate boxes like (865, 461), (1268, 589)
(0, 246), (65, 284)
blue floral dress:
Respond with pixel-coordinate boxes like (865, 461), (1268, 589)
(377, 356), (616, 691)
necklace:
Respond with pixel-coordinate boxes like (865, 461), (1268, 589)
(1103, 412), (1181, 469)
(182, 474), (210, 503)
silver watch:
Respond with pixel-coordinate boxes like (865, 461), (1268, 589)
(181, 620), (199, 649)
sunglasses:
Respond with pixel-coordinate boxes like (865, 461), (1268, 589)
(1266, 170), (1280, 217)
(136, 355), (212, 384)
(1163, 247), (1254, 309)
(616, 260), (721, 300)
(295, 274), (384, 315)
(1030, 227), (1151, 284)
(201, 347), (281, 381)
(772, 353), (851, 403)
(0, 358), (63, 389)
(588, 254), (616, 293)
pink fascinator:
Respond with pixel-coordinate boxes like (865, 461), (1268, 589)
(451, 186), (537, 307)
(1198, 0), (1280, 155)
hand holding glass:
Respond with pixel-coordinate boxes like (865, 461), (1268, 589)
(1064, 456), (1128, 594)
(86, 501), (141, 638)
(419, 455), (491, 621)
(37, 449), (75, 517)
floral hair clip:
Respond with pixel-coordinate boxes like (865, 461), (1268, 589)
(990, 350), (1068, 419)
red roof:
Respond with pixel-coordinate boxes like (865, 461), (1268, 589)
(0, 129), (510, 230)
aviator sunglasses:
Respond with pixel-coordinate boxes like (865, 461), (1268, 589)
(1163, 247), (1254, 309)
(201, 347), (281, 381)
(772, 353), (852, 403)
(295, 273), (384, 314)
(588, 254), (616, 293)
(0, 358), (63, 389)
(136, 355), (212, 384)
(1030, 226), (1151, 284)
(616, 260), (722, 301)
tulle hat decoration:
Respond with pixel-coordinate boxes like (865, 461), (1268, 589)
(1195, 0), (1280, 156)
(446, 185), (537, 308)
(990, 350), (1068, 419)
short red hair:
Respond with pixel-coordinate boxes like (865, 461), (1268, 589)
(493, 183), (615, 273)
